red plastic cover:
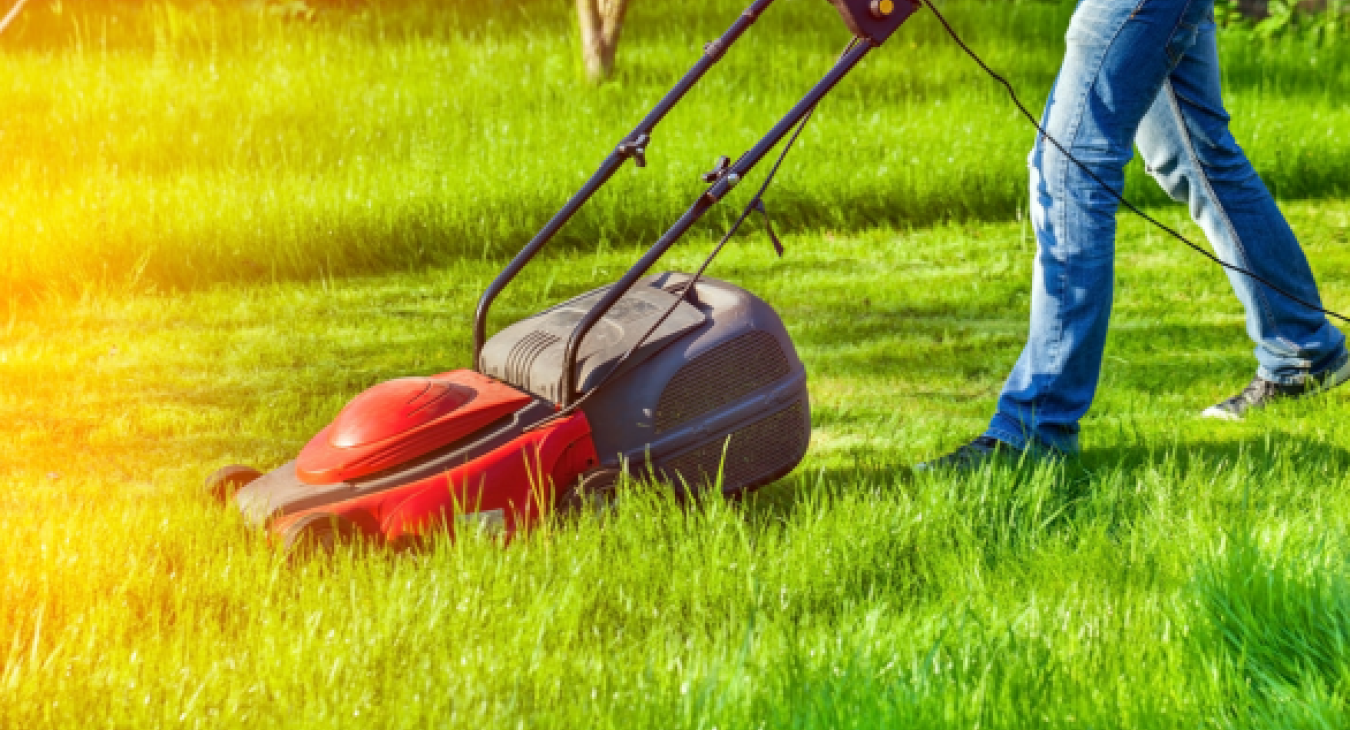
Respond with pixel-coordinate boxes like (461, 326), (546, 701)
(296, 369), (532, 484)
(271, 410), (597, 544)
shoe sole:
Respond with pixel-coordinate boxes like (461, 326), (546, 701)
(1200, 405), (1242, 421)
(1201, 358), (1350, 422)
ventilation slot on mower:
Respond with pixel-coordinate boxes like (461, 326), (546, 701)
(660, 401), (808, 495)
(654, 330), (791, 432)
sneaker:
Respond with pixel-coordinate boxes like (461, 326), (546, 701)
(1202, 361), (1350, 421)
(914, 435), (1022, 473)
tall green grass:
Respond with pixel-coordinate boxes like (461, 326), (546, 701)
(5, 1), (1350, 727)
(3, 200), (1350, 727)
(2, 0), (1348, 301)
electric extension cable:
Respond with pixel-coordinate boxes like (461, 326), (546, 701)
(921, 0), (1350, 325)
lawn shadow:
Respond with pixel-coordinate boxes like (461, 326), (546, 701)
(1080, 432), (1350, 478)
(744, 431), (1350, 530)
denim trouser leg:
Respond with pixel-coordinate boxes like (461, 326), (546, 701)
(985, 0), (1345, 453)
(1133, 23), (1347, 386)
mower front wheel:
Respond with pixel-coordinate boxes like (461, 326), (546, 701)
(203, 465), (262, 503)
(282, 512), (373, 556)
(558, 468), (622, 520)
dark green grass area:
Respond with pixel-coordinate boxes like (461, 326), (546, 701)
(4, 202), (1350, 726)
(2, 0), (1348, 300)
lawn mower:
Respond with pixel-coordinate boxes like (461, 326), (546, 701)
(207, 0), (922, 550)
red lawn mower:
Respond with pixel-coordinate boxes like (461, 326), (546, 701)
(207, 0), (921, 550)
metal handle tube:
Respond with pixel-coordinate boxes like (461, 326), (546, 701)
(557, 39), (876, 406)
(472, 0), (777, 367)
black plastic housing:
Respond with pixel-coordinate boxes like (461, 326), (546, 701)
(482, 274), (810, 497)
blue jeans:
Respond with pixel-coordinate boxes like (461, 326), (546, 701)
(986, 0), (1347, 453)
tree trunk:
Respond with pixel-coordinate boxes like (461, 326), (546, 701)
(577, 0), (630, 83)
(0, 0), (30, 37)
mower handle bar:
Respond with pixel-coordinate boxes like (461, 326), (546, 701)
(556, 39), (877, 406)
(471, 0), (779, 368)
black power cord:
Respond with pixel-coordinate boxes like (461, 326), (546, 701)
(544, 7), (1347, 421)
(526, 38), (860, 429)
(920, 0), (1350, 325)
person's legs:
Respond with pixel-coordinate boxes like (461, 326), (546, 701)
(984, 0), (1214, 453)
(1134, 18), (1347, 391)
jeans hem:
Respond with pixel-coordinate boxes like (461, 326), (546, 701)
(1259, 349), (1350, 386)
(1257, 367), (1305, 387)
(985, 426), (1028, 452)
(1322, 351), (1350, 379)
(984, 423), (1081, 457)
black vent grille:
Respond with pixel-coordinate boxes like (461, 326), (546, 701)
(654, 330), (790, 433)
(505, 330), (559, 389)
(660, 401), (808, 494)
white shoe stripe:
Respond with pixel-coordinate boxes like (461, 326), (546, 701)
(1201, 406), (1242, 422)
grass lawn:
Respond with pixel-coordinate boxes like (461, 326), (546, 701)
(5, 0), (1350, 727)
(3, 0), (1348, 301)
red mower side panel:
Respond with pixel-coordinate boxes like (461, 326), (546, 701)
(273, 410), (598, 544)
(296, 370), (532, 484)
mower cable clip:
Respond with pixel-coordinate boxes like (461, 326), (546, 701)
(701, 155), (732, 183)
(616, 134), (651, 168)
